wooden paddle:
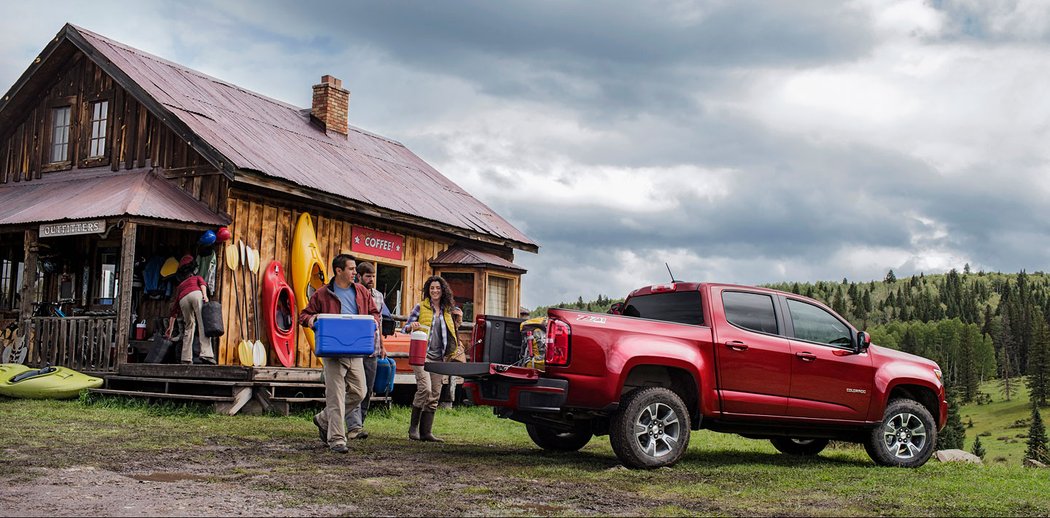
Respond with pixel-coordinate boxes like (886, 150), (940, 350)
(248, 247), (266, 367)
(236, 240), (253, 366)
(225, 239), (240, 365)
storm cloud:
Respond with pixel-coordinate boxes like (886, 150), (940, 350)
(2, 0), (1049, 307)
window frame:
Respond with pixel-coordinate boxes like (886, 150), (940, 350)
(484, 271), (517, 318)
(87, 99), (110, 159)
(43, 97), (77, 172)
(781, 296), (856, 350)
(79, 93), (111, 168)
(721, 289), (782, 337)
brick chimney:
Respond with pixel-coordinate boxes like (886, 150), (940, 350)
(311, 75), (349, 136)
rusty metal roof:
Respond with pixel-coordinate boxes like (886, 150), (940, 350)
(69, 25), (536, 251)
(429, 246), (526, 274)
(0, 168), (228, 226)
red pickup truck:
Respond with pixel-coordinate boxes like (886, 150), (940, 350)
(431, 282), (947, 469)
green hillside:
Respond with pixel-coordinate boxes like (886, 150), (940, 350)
(958, 379), (1038, 464)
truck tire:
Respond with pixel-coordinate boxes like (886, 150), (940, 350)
(609, 387), (690, 469)
(770, 437), (829, 456)
(863, 399), (937, 468)
(526, 423), (592, 452)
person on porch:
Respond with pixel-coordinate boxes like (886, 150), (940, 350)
(164, 255), (216, 365)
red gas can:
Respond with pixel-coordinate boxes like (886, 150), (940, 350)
(409, 330), (428, 366)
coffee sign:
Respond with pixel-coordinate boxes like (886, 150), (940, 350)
(351, 226), (404, 261)
(40, 219), (106, 237)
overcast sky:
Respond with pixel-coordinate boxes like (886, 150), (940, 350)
(3, 0), (1050, 308)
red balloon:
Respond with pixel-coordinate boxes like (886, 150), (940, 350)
(216, 227), (232, 243)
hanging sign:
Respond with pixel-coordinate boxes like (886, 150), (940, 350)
(39, 219), (106, 238)
(351, 226), (404, 261)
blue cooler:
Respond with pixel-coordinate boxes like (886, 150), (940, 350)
(373, 357), (396, 395)
(314, 314), (376, 357)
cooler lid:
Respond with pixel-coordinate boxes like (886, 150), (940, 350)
(315, 314), (376, 321)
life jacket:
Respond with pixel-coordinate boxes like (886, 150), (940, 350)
(418, 299), (462, 361)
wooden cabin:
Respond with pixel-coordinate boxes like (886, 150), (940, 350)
(0, 24), (537, 374)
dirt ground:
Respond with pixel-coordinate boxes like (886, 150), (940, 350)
(0, 438), (654, 517)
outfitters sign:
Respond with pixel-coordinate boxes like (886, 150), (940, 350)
(351, 226), (404, 261)
(40, 219), (106, 237)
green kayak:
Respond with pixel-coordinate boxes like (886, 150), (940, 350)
(0, 364), (103, 399)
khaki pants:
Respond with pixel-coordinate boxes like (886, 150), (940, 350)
(179, 290), (214, 363)
(412, 364), (445, 411)
(315, 357), (366, 447)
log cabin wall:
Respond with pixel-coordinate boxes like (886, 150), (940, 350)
(0, 52), (226, 215)
(218, 194), (515, 368)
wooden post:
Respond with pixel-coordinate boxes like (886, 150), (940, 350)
(19, 229), (39, 364)
(115, 220), (136, 369)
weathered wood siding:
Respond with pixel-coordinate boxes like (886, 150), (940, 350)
(0, 51), (226, 214)
(217, 195), (468, 368)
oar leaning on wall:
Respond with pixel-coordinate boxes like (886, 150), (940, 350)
(236, 240), (253, 367)
(247, 246), (266, 367)
(224, 237), (242, 366)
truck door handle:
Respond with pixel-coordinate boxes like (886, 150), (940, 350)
(725, 341), (748, 351)
(796, 352), (817, 362)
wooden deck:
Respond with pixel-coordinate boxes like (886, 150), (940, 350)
(89, 364), (411, 415)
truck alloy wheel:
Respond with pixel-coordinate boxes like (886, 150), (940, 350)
(610, 387), (690, 469)
(770, 437), (829, 456)
(864, 399), (937, 468)
(526, 423), (593, 452)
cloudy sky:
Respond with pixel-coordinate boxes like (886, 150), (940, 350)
(2, 0), (1049, 308)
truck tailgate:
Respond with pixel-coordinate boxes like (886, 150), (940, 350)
(425, 361), (540, 381)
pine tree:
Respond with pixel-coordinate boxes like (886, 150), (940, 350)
(885, 269), (896, 284)
(1029, 314), (1050, 408)
(999, 311), (1017, 401)
(1026, 404), (1048, 463)
(938, 385), (966, 450)
(971, 435), (986, 460)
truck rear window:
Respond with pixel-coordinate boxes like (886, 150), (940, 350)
(622, 291), (704, 326)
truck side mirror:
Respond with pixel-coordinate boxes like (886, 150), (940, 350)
(609, 302), (623, 315)
(856, 331), (871, 353)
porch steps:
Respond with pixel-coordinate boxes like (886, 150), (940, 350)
(92, 374), (254, 415)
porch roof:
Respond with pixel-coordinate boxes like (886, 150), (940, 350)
(429, 245), (527, 274)
(0, 168), (228, 226)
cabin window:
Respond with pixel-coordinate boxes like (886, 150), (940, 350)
(50, 106), (71, 163)
(486, 274), (513, 317)
(0, 259), (14, 311)
(441, 272), (475, 322)
(88, 101), (109, 158)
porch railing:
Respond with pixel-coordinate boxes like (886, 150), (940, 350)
(29, 316), (119, 372)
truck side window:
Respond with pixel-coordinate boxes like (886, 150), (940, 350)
(786, 299), (851, 346)
(722, 291), (778, 334)
(621, 291), (703, 325)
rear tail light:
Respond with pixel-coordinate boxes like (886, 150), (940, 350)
(471, 315), (486, 362)
(545, 318), (571, 366)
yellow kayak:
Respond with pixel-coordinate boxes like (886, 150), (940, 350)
(0, 363), (30, 382)
(291, 213), (326, 352)
(0, 364), (103, 399)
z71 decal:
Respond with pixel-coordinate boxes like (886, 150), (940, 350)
(576, 315), (607, 324)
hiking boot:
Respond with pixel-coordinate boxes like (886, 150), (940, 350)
(347, 428), (367, 440)
(312, 414), (327, 445)
(330, 444), (348, 454)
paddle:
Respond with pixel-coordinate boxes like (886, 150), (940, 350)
(248, 247), (266, 367)
(225, 237), (241, 365)
(237, 240), (252, 366)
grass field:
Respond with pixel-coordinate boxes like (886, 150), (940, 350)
(0, 394), (1047, 516)
(957, 379), (1038, 465)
